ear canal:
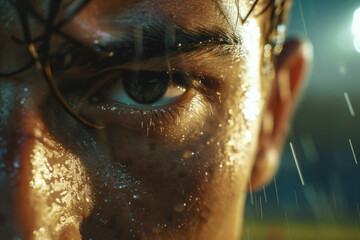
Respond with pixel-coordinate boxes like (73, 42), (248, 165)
(249, 39), (312, 191)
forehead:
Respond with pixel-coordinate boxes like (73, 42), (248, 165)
(56, 0), (274, 47)
(0, 0), (276, 46)
(64, 0), (267, 31)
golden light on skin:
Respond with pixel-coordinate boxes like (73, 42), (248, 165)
(208, 2), (278, 238)
(262, 110), (274, 135)
(28, 129), (93, 239)
(209, 10), (266, 240)
(0, 1), (292, 239)
(225, 17), (263, 172)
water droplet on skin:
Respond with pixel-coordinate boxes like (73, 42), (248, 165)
(13, 161), (19, 168)
(245, 130), (252, 139)
(152, 224), (162, 234)
(182, 150), (194, 159)
(200, 207), (211, 221)
(173, 203), (186, 213)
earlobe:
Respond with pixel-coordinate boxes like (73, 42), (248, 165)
(249, 39), (312, 190)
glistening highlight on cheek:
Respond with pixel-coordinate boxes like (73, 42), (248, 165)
(17, 127), (94, 239)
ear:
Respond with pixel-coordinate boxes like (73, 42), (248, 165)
(249, 39), (312, 190)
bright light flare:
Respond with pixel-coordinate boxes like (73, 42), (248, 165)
(352, 8), (360, 38)
(352, 7), (360, 53)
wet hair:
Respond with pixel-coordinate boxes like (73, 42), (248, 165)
(0, 0), (103, 128)
(0, 0), (289, 127)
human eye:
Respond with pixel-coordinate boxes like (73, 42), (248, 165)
(51, 42), (217, 136)
(90, 70), (188, 107)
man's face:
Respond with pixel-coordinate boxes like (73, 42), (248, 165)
(0, 0), (289, 239)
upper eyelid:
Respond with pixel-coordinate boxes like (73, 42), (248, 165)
(53, 37), (226, 100)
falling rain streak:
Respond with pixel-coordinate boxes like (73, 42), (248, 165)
(294, 191), (299, 210)
(262, 186), (267, 204)
(298, 0), (308, 37)
(259, 197), (263, 220)
(349, 139), (358, 165)
(273, 177), (280, 204)
(290, 142), (305, 186)
(248, 180), (254, 205)
(344, 92), (356, 117)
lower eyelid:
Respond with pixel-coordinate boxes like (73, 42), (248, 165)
(101, 80), (188, 107)
(79, 89), (205, 135)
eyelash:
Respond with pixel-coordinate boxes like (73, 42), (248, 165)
(91, 71), (192, 122)
(51, 42), (216, 129)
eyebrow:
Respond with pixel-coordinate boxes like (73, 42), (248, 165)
(93, 23), (241, 67)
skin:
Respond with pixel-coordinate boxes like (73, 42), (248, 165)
(0, 0), (310, 239)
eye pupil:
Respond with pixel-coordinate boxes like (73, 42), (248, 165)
(122, 71), (170, 104)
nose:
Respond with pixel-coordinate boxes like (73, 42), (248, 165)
(0, 79), (42, 239)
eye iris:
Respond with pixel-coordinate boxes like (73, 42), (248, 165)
(122, 71), (170, 104)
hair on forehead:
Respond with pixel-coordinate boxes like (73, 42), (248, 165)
(1, 0), (291, 128)
(214, 0), (291, 45)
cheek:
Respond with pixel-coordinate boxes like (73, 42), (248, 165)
(19, 130), (94, 239)
(0, 83), (93, 239)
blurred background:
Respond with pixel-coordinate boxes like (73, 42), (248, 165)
(242, 0), (360, 239)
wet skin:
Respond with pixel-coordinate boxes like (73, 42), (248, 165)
(0, 0), (292, 239)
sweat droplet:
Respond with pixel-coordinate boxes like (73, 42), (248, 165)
(13, 161), (19, 168)
(182, 150), (194, 159)
(173, 203), (186, 213)
(200, 207), (211, 221)
(152, 224), (162, 234)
